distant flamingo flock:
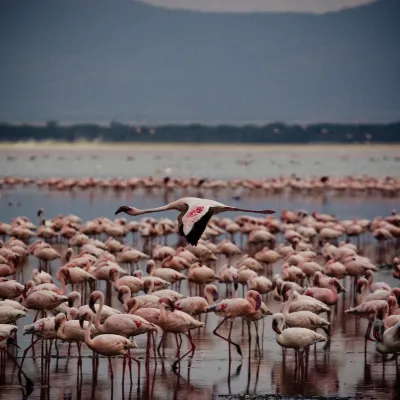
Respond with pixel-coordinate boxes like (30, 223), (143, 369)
(0, 193), (399, 396)
(0, 174), (399, 195)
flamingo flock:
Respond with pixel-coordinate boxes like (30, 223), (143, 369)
(0, 197), (399, 397)
(1, 175), (399, 195)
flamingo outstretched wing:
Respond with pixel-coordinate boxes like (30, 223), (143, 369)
(181, 205), (214, 246)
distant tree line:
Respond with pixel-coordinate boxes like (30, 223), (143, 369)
(0, 121), (399, 143)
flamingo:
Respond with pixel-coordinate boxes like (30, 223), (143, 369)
(156, 297), (204, 370)
(0, 306), (27, 324)
(80, 313), (141, 392)
(0, 324), (32, 386)
(146, 260), (186, 285)
(281, 289), (330, 315)
(282, 292), (330, 335)
(206, 290), (263, 358)
(372, 320), (400, 358)
(174, 284), (218, 315)
(88, 291), (158, 337)
(109, 268), (143, 294)
(0, 278), (25, 299)
(345, 299), (392, 344)
(272, 313), (327, 373)
(363, 270), (391, 292)
(118, 286), (160, 313)
(115, 197), (275, 246)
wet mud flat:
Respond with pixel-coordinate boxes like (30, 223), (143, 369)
(0, 182), (399, 399)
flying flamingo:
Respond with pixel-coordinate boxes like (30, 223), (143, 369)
(80, 313), (141, 393)
(115, 197), (275, 246)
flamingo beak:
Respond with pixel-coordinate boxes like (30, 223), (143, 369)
(356, 282), (363, 294)
(255, 295), (262, 310)
(79, 315), (85, 329)
(213, 291), (219, 302)
(68, 298), (74, 308)
(272, 319), (281, 334)
(88, 297), (96, 313)
(54, 319), (61, 332)
(115, 206), (134, 216)
(117, 291), (124, 303)
(6, 337), (20, 349)
(233, 276), (239, 291)
(169, 300), (175, 312)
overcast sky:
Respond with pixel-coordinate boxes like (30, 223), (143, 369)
(139, 0), (376, 13)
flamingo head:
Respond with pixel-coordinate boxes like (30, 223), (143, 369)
(79, 310), (92, 328)
(364, 269), (373, 280)
(392, 288), (400, 305)
(233, 275), (239, 291)
(117, 285), (131, 303)
(158, 297), (174, 311)
(372, 320), (384, 342)
(356, 278), (368, 294)
(89, 291), (102, 312)
(248, 290), (262, 310)
(108, 268), (119, 281)
(54, 313), (66, 331)
(115, 206), (141, 216)
(272, 313), (285, 334)
(394, 257), (400, 269)
(331, 278), (346, 293)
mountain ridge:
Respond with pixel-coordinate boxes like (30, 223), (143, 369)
(0, 0), (399, 124)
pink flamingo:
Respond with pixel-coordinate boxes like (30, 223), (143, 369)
(174, 284), (219, 315)
(115, 197), (275, 246)
(205, 290), (262, 358)
(156, 297), (204, 370)
(80, 313), (141, 393)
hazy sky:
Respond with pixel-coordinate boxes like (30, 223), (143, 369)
(139, 0), (376, 13)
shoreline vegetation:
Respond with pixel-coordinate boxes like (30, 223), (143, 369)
(0, 121), (399, 144)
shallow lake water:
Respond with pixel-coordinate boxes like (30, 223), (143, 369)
(0, 144), (399, 400)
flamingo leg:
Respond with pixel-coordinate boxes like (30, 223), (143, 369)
(157, 331), (166, 358)
(4, 348), (33, 387)
(171, 333), (195, 371)
(19, 337), (40, 373)
(213, 317), (242, 358)
(127, 355), (141, 392)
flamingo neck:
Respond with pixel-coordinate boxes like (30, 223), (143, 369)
(84, 315), (94, 347)
(59, 274), (67, 295)
(358, 283), (368, 304)
(158, 302), (167, 325)
(282, 296), (292, 315)
(147, 280), (155, 295)
(95, 294), (105, 332)
(134, 204), (173, 216)
(204, 287), (213, 305)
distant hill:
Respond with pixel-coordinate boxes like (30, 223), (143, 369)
(0, 0), (399, 124)
(0, 121), (399, 144)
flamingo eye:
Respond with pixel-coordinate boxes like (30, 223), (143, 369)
(220, 303), (227, 310)
(135, 321), (142, 328)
